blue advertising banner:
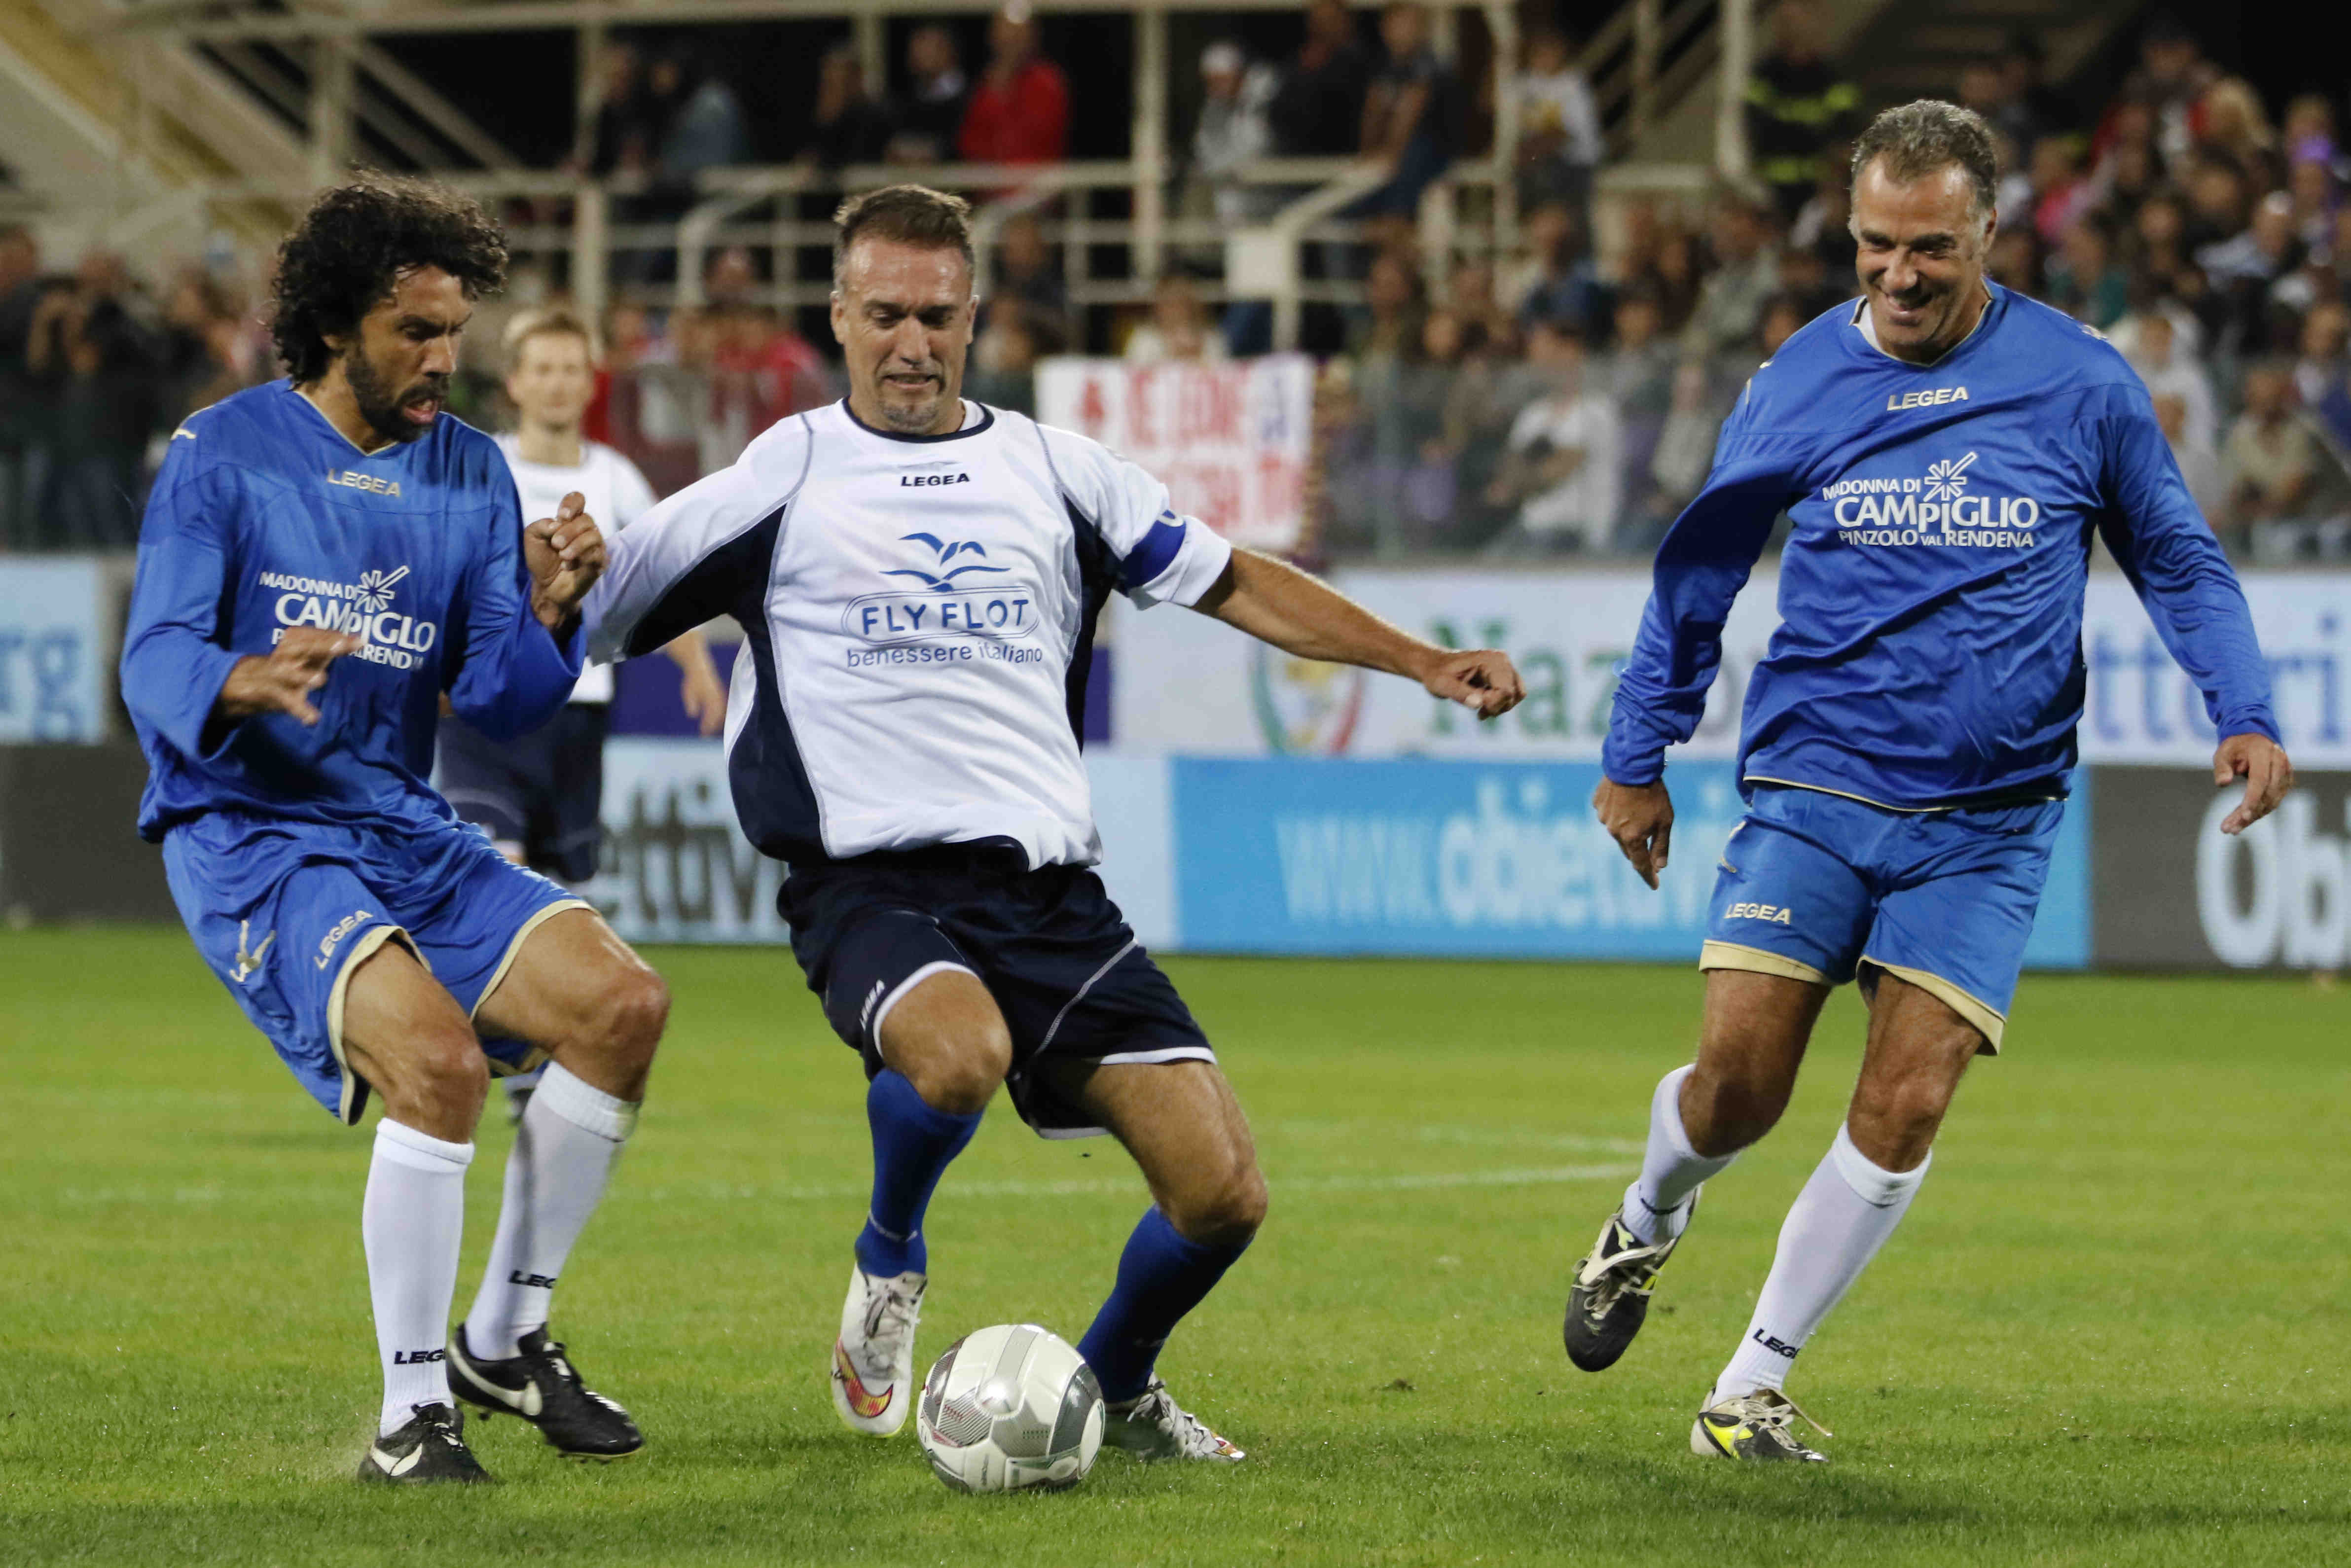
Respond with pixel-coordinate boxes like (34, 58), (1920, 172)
(1171, 758), (2090, 967)
(0, 559), (107, 743)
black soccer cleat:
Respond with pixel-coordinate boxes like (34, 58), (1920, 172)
(356, 1402), (495, 1485)
(1691, 1387), (1832, 1462)
(447, 1326), (644, 1460)
(1563, 1204), (1689, 1372)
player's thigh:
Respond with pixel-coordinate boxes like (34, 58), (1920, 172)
(1861, 798), (2064, 1057)
(340, 936), (495, 1139)
(1845, 970), (1983, 1170)
(1051, 1058), (1265, 1246)
(470, 906), (668, 1097)
(876, 966), (1015, 1106)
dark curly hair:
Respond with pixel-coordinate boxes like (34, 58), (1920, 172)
(270, 173), (508, 383)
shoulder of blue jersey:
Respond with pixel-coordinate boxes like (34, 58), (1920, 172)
(164, 381), (282, 463)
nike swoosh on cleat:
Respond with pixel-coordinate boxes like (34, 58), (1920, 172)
(369, 1444), (423, 1477)
(832, 1342), (894, 1419)
(453, 1355), (542, 1418)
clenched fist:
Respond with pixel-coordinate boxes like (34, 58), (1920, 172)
(525, 490), (607, 633)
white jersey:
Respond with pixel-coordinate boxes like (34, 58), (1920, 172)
(583, 399), (1232, 868)
(496, 434), (659, 704)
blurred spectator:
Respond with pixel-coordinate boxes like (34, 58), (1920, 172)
(1513, 27), (1601, 219)
(990, 214), (1071, 353)
(657, 51), (752, 179)
(1775, 245), (1848, 320)
(2045, 219), (2130, 330)
(1602, 281), (1681, 546)
(1999, 32), (2072, 143)
(1682, 193), (1780, 358)
(2281, 94), (2344, 178)
(1513, 202), (1610, 342)
(2286, 157), (2337, 252)
(1986, 227), (2044, 298)
(579, 42), (661, 178)
(2199, 190), (2302, 353)
(23, 251), (161, 547)
(1269, 0), (1373, 159)
(1483, 321), (1621, 556)
(159, 270), (262, 419)
(2028, 136), (2092, 249)
(2155, 389), (2226, 520)
(803, 43), (896, 170)
(966, 311), (1040, 415)
(889, 25), (969, 164)
(2198, 78), (2279, 189)
(1438, 311), (1517, 542)
(2222, 361), (2316, 527)
(1757, 292), (1808, 361)
(2116, 17), (2217, 170)
(1350, 249), (1427, 365)
(2292, 301), (2350, 409)
(1355, 3), (1466, 243)
(1650, 359), (1723, 511)
(1744, 0), (1861, 223)
(0, 224), (41, 546)
(1444, 259), (1516, 354)
(1789, 155), (1857, 276)
(1184, 40), (1279, 233)
(959, 5), (1071, 167)
(1124, 274), (1228, 363)
(2124, 309), (2218, 453)
(704, 245), (760, 312)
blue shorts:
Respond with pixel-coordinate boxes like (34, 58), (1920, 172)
(1700, 785), (2066, 1051)
(162, 811), (590, 1122)
(780, 844), (1215, 1138)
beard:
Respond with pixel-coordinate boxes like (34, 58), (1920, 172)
(345, 346), (447, 445)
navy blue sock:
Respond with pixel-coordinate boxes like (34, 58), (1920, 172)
(853, 1069), (982, 1278)
(1078, 1207), (1251, 1402)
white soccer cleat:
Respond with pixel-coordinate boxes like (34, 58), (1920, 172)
(1101, 1377), (1245, 1462)
(831, 1264), (927, 1437)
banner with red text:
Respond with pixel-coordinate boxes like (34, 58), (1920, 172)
(1035, 355), (1314, 554)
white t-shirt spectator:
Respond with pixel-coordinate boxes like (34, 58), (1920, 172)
(1507, 392), (1622, 549)
(1515, 68), (1603, 169)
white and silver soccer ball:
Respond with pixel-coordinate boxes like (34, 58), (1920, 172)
(915, 1323), (1104, 1494)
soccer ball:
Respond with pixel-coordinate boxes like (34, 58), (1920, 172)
(915, 1323), (1104, 1494)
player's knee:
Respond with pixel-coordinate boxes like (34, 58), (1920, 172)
(1849, 1077), (1954, 1166)
(1683, 1060), (1790, 1155)
(391, 1033), (490, 1130)
(900, 1022), (1012, 1115)
(1170, 1161), (1267, 1249)
(600, 966), (670, 1061)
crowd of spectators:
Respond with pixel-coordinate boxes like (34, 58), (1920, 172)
(7, 6), (2351, 564)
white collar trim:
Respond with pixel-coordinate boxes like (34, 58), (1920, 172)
(1852, 285), (1993, 367)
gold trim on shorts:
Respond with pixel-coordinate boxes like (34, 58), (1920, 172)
(326, 924), (414, 1126)
(1860, 956), (2005, 1054)
(1699, 939), (1830, 987)
(469, 898), (593, 1077)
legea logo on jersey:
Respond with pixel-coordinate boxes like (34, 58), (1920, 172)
(258, 566), (440, 670)
(1822, 450), (2040, 549)
(843, 533), (1039, 649)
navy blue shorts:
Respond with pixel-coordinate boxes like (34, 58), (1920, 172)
(780, 845), (1215, 1138)
(435, 703), (608, 884)
(162, 811), (589, 1122)
(1701, 784), (2066, 1051)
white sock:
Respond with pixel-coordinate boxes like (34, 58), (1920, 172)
(365, 1119), (474, 1436)
(463, 1063), (639, 1361)
(1715, 1125), (1929, 1399)
(1621, 1065), (1739, 1245)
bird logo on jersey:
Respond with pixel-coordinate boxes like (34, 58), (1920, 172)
(354, 567), (411, 613)
(887, 534), (1010, 592)
(230, 921), (274, 985)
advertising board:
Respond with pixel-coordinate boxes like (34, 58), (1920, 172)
(0, 558), (109, 743)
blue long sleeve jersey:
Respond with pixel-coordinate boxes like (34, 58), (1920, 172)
(121, 381), (583, 842)
(1603, 286), (2279, 807)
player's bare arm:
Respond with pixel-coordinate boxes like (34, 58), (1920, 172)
(216, 628), (363, 726)
(664, 628), (727, 736)
(1592, 776), (1673, 890)
(2215, 732), (2292, 835)
(524, 489), (608, 632)
(1192, 547), (1524, 720)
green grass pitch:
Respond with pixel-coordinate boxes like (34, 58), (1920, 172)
(3, 927), (2346, 1566)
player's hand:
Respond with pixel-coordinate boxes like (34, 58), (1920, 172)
(217, 629), (362, 726)
(680, 660), (727, 737)
(2214, 733), (2292, 835)
(1594, 777), (1674, 891)
(525, 491), (607, 631)
(1420, 648), (1524, 721)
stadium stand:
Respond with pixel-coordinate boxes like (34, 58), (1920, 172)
(2, 3), (2349, 561)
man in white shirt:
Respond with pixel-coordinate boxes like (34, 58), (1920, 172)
(439, 308), (725, 885)
(1484, 320), (1624, 553)
(586, 186), (1523, 1464)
